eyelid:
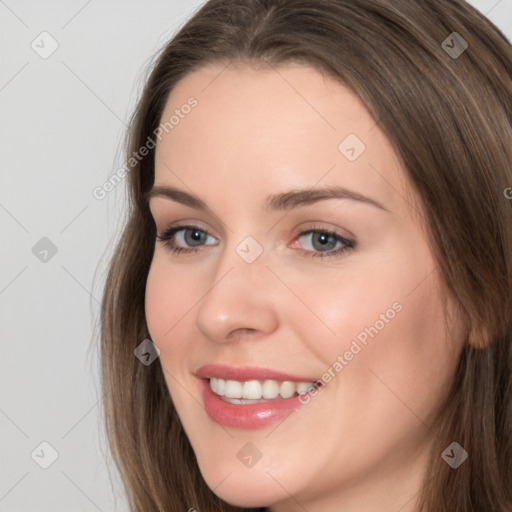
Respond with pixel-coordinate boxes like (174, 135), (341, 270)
(151, 208), (224, 237)
(156, 219), (218, 239)
(156, 224), (218, 246)
(291, 221), (355, 243)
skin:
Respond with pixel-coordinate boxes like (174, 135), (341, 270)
(145, 62), (465, 512)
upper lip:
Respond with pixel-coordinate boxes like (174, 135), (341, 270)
(195, 363), (318, 382)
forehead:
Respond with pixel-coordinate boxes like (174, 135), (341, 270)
(153, 62), (415, 216)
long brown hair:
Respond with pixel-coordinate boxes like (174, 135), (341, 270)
(99, 1), (512, 510)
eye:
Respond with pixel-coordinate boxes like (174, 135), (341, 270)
(156, 225), (217, 255)
(294, 228), (355, 259)
(156, 224), (355, 259)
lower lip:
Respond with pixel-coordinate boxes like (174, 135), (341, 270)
(200, 378), (305, 429)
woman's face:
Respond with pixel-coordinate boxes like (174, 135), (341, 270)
(145, 63), (464, 510)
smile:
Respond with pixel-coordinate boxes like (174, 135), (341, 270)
(196, 364), (321, 429)
(209, 378), (316, 403)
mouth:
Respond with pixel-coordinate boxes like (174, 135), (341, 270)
(209, 377), (317, 403)
(196, 364), (320, 429)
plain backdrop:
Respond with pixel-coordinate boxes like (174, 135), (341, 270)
(1, 1), (511, 510)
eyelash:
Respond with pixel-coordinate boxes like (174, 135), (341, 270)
(156, 224), (355, 259)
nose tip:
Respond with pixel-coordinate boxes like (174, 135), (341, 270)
(194, 262), (279, 345)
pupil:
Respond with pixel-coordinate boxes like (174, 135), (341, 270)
(314, 232), (335, 251)
(187, 229), (204, 246)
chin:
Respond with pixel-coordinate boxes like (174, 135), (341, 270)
(197, 461), (283, 509)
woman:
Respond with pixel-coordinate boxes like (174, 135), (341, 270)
(100, 0), (512, 510)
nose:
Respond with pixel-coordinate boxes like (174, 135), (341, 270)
(195, 242), (280, 344)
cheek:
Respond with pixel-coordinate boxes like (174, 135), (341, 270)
(325, 269), (457, 442)
(144, 260), (202, 411)
(144, 264), (170, 343)
(282, 247), (458, 422)
(144, 256), (201, 344)
(267, 252), (426, 367)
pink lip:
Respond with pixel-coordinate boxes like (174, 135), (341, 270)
(195, 363), (317, 382)
(196, 364), (316, 429)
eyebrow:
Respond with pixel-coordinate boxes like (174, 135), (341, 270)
(145, 185), (388, 213)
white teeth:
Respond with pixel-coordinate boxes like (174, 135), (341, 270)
(279, 381), (295, 399)
(216, 378), (226, 396)
(262, 380), (280, 399)
(242, 380), (262, 399)
(209, 378), (315, 400)
(224, 380), (242, 398)
(297, 382), (314, 395)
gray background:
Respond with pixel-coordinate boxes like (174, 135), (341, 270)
(1, 1), (511, 510)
